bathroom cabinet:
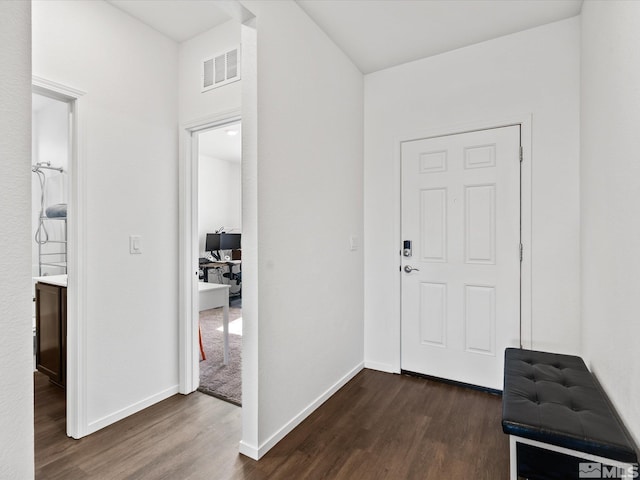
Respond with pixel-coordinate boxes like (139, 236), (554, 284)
(35, 281), (66, 388)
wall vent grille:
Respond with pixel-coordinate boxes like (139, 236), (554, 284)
(202, 46), (241, 92)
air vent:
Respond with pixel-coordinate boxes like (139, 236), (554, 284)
(202, 46), (241, 92)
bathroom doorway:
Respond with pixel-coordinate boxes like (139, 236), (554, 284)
(32, 90), (70, 430)
(32, 78), (86, 440)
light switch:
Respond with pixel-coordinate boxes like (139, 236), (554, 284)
(349, 235), (359, 251)
(129, 235), (142, 254)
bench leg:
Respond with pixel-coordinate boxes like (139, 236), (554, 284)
(510, 435), (637, 479)
(509, 435), (518, 480)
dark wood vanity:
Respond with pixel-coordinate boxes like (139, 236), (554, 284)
(35, 279), (67, 388)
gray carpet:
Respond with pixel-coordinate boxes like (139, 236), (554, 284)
(198, 306), (242, 406)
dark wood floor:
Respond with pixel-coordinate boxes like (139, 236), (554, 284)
(35, 369), (509, 479)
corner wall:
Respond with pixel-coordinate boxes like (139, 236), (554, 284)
(0, 0), (35, 477)
(239, 0), (364, 457)
(581, 0), (640, 445)
(33, 0), (180, 432)
(364, 17), (581, 371)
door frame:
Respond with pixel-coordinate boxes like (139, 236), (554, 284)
(395, 115), (533, 372)
(32, 75), (87, 438)
(178, 109), (242, 394)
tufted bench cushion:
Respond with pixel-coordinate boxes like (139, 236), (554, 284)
(502, 348), (637, 464)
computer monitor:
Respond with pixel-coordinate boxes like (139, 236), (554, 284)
(220, 233), (241, 250)
(205, 233), (221, 252)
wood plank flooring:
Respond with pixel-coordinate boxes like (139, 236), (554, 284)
(35, 369), (508, 479)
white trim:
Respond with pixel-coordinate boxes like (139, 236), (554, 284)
(182, 109), (242, 133)
(87, 385), (179, 435)
(509, 435), (638, 480)
(238, 440), (259, 461)
(520, 118), (533, 349)
(32, 76), (88, 439)
(394, 114), (534, 373)
(364, 361), (396, 374)
(32, 75), (85, 99)
(509, 435), (518, 480)
(178, 110), (241, 395)
(242, 363), (365, 460)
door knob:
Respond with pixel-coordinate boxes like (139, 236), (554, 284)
(404, 265), (420, 273)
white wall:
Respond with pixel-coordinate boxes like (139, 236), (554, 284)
(179, 19), (241, 124)
(239, 15), (259, 456)
(0, 0), (35, 477)
(239, 0), (364, 458)
(179, 18), (243, 294)
(32, 97), (69, 276)
(581, 0), (640, 445)
(33, 0), (180, 433)
(364, 17), (581, 371)
(198, 154), (241, 254)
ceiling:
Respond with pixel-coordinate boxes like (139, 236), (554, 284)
(106, 0), (583, 73)
(199, 122), (242, 163)
(296, 0), (583, 73)
(106, 0), (232, 43)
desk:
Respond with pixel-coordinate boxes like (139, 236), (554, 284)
(201, 261), (241, 292)
(198, 282), (230, 364)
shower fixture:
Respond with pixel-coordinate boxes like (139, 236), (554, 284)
(32, 161), (63, 173)
(31, 161), (66, 274)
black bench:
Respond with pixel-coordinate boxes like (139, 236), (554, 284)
(502, 348), (638, 479)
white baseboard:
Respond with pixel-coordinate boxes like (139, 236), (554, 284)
(238, 440), (259, 460)
(364, 360), (398, 374)
(86, 384), (179, 435)
(246, 362), (364, 460)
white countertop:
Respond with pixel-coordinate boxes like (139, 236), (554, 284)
(198, 281), (230, 292)
(33, 274), (68, 288)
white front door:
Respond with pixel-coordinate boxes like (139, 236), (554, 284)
(400, 125), (521, 390)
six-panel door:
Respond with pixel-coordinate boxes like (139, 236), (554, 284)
(401, 125), (521, 390)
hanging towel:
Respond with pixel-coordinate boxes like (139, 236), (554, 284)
(46, 203), (67, 218)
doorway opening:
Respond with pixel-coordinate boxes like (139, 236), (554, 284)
(32, 78), (86, 441)
(178, 111), (243, 400)
(196, 121), (243, 406)
(32, 91), (70, 432)
(31, 89), (72, 439)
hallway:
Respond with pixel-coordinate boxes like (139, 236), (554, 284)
(35, 369), (508, 479)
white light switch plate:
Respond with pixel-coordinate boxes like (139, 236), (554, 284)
(129, 235), (142, 254)
(349, 235), (359, 251)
